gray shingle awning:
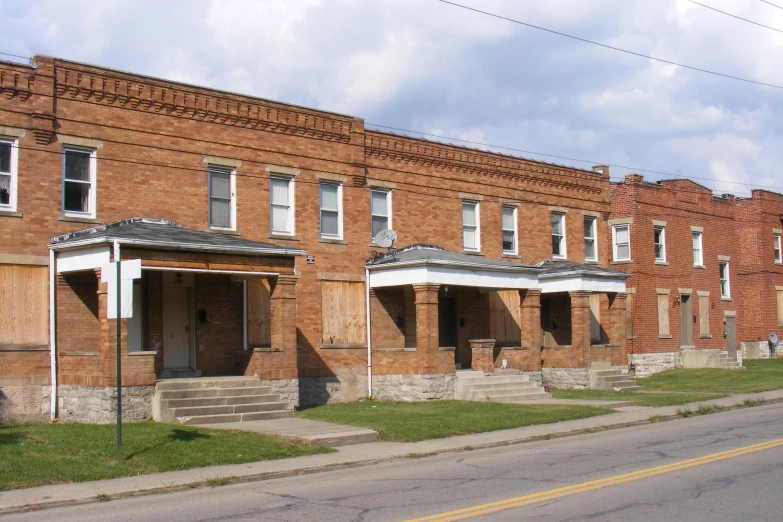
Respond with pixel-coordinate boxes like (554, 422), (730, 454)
(535, 258), (629, 293)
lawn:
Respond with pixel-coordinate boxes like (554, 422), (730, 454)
(0, 422), (332, 491)
(550, 389), (727, 406)
(296, 400), (610, 442)
(638, 358), (783, 394)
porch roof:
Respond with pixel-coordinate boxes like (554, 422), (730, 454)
(365, 244), (540, 289)
(49, 218), (307, 257)
(535, 259), (629, 294)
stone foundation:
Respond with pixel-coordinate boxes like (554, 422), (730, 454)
(56, 385), (154, 423)
(542, 368), (589, 390)
(629, 352), (680, 378)
(372, 373), (455, 401)
(0, 384), (46, 423)
(741, 341), (773, 360)
(260, 378), (300, 409)
(522, 371), (543, 387)
(298, 368), (369, 406)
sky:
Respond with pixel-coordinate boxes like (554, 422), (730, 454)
(3, 0), (783, 195)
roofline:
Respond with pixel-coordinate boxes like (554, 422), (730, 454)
(538, 269), (631, 280)
(366, 258), (541, 274)
(48, 236), (306, 257)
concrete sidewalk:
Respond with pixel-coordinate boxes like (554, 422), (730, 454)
(2, 390), (783, 515)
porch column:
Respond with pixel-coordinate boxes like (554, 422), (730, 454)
(569, 290), (591, 367)
(607, 292), (628, 346)
(412, 283), (440, 373)
(267, 274), (298, 379)
(97, 271), (123, 385)
(519, 289), (542, 369)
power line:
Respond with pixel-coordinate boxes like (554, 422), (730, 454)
(760, 0), (783, 11)
(436, 0), (783, 90)
(0, 51), (31, 61)
(687, 0), (783, 34)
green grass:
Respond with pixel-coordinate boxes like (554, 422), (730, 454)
(550, 389), (727, 406)
(0, 421), (332, 492)
(296, 400), (610, 442)
(638, 358), (783, 394)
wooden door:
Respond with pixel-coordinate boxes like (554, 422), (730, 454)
(163, 285), (191, 368)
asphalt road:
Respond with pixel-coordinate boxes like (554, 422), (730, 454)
(6, 403), (783, 522)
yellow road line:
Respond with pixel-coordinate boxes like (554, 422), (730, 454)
(405, 437), (783, 522)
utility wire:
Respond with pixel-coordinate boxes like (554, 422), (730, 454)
(0, 51), (32, 61)
(687, 0), (783, 34)
(436, 0), (783, 90)
(760, 0), (783, 11)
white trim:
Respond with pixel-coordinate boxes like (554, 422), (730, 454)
(719, 260), (730, 299)
(270, 174), (295, 236)
(242, 280), (248, 351)
(61, 145), (97, 219)
(551, 211), (566, 259)
(208, 164), (237, 231)
(0, 135), (19, 212)
(369, 264), (538, 290)
(462, 200), (481, 252)
(583, 215), (597, 262)
(365, 268), (372, 398)
(612, 223), (631, 261)
(539, 275), (626, 294)
(370, 188), (392, 240)
(319, 181), (343, 240)
(692, 230), (704, 267)
(501, 204), (518, 255)
(144, 266), (279, 276)
(654, 225), (666, 263)
(775, 234), (782, 264)
(56, 245), (111, 273)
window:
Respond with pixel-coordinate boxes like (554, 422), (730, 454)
(0, 137), (18, 211)
(775, 234), (781, 263)
(270, 176), (294, 235)
(462, 201), (480, 251)
(551, 212), (566, 258)
(584, 217), (597, 261)
(62, 147), (97, 217)
(501, 206), (517, 254)
(692, 231), (703, 266)
(719, 261), (730, 298)
(654, 226), (666, 262)
(208, 165), (235, 229)
(371, 189), (391, 239)
(320, 182), (342, 239)
(612, 224), (631, 261)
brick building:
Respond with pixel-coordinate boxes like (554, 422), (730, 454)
(610, 174), (782, 377)
(0, 55), (631, 423)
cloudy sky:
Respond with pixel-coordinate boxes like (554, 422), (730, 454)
(3, 0), (783, 194)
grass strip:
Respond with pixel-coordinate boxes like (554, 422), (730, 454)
(550, 390), (726, 406)
(637, 359), (783, 394)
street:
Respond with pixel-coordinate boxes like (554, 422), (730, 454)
(5, 403), (783, 521)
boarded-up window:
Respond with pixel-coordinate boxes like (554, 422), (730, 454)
(777, 289), (783, 326)
(698, 294), (710, 337)
(589, 293), (601, 343)
(322, 281), (366, 346)
(0, 265), (48, 347)
(657, 293), (670, 336)
(247, 279), (271, 347)
(625, 293), (634, 339)
(489, 290), (521, 345)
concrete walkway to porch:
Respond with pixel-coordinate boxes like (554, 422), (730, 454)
(194, 417), (379, 447)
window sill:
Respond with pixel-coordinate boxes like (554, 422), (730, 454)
(611, 259), (633, 265)
(59, 215), (101, 225)
(462, 250), (484, 256)
(208, 227), (240, 236)
(0, 344), (49, 352)
(373, 347), (416, 352)
(0, 209), (22, 218)
(654, 260), (669, 266)
(775, 261), (783, 266)
(584, 260), (599, 264)
(552, 255), (567, 261)
(268, 233), (300, 241)
(699, 335), (713, 339)
(657, 335), (673, 339)
(438, 346), (456, 352)
(249, 346), (283, 352)
(318, 238), (347, 245)
(320, 344), (366, 349)
(693, 265), (706, 269)
(502, 253), (521, 259)
(721, 297), (733, 302)
(128, 350), (157, 356)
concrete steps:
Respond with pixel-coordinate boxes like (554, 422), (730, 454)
(152, 376), (293, 425)
(589, 363), (642, 392)
(455, 370), (551, 403)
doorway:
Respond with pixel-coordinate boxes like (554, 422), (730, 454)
(163, 284), (193, 369)
(680, 294), (694, 347)
(439, 296), (458, 362)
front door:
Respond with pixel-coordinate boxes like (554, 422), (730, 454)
(439, 297), (459, 363)
(163, 284), (192, 369)
(726, 314), (737, 361)
(680, 294), (694, 347)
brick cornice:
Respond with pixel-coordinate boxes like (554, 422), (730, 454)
(0, 66), (35, 101)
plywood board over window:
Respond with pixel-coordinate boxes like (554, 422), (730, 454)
(322, 281), (367, 346)
(699, 295), (710, 337)
(589, 294), (601, 343)
(489, 290), (521, 345)
(0, 265), (48, 347)
(625, 293), (634, 339)
(246, 279), (271, 347)
(657, 294), (670, 337)
(777, 288), (783, 327)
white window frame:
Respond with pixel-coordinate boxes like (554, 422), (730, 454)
(370, 188), (392, 241)
(62, 146), (97, 219)
(208, 165), (236, 231)
(719, 261), (730, 299)
(654, 226), (666, 262)
(269, 175), (295, 235)
(612, 224), (631, 261)
(0, 136), (19, 212)
(551, 212), (566, 259)
(462, 200), (481, 252)
(583, 216), (597, 262)
(319, 181), (343, 240)
(692, 231), (704, 267)
(775, 234), (782, 263)
(501, 205), (517, 255)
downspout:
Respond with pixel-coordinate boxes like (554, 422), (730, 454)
(365, 267), (372, 398)
(242, 280), (248, 351)
(48, 249), (57, 420)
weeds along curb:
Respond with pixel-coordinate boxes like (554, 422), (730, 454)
(3, 396), (783, 516)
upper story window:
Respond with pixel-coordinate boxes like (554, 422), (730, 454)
(502, 205), (517, 254)
(654, 226), (666, 262)
(584, 216), (597, 261)
(775, 233), (782, 263)
(692, 230), (704, 266)
(208, 165), (236, 230)
(62, 147), (97, 218)
(270, 176), (294, 235)
(551, 212), (566, 258)
(0, 137), (18, 211)
(371, 189), (391, 240)
(719, 261), (730, 298)
(612, 224), (631, 261)
(320, 182), (343, 239)
(462, 201), (480, 251)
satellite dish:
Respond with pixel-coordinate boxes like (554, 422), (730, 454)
(770, 333), (778, 345)
(374, 229), (397, 248)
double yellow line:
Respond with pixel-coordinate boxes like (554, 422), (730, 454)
(406, 437), (783, 521)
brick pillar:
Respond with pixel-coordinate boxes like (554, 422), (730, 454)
(264, 274), (298, 380)
(470, 339), (495, 373)
(607, 292), (628, 347)
(413, 283), (440, 373)
(520, 289), (542, 370)
(97, 272), (127, 386)
(569, 290), (591, 367)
